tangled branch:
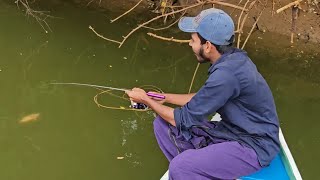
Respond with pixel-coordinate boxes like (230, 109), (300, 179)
(90, 0), (250, 48)
(15, 0), (55, 33)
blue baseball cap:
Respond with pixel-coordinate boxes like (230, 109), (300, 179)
(178, 8), (234, 45)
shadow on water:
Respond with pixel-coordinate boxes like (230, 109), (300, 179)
(0, 1), (319, 179)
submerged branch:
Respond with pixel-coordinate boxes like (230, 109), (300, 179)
(89, 26), (121, 44)
(147, 32), (190, 43)
(15, 0), (55, 33)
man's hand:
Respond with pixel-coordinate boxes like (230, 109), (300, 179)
(125, 88), (149, 104)
(126, 88), (176, 126)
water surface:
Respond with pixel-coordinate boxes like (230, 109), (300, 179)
(0, 1), (319, 179)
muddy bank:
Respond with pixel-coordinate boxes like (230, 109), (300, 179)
(11, 0), (320, 46)
(79, 0), (320, 45)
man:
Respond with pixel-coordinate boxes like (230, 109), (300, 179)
(126, 8), (280, 180)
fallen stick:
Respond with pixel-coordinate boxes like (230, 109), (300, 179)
(241, 5), (266, 49)
(236, 0), (250, 48)
(207, 0), (249, 11)
(110, 0), (143, 23)
(118, 2), (205, 47)
(147, 33), (190, 43)
(237, 0), (257, 48)
(142, 11), (186, 31)
(89, 26), (121, 44)
(291, 6), (299, 43)
(276, 0), (302, 14)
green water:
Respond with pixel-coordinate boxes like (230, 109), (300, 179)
(0, 1), (319, 179)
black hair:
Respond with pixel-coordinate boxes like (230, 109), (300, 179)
(197, 33), (234, 54)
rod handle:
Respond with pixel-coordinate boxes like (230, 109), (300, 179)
(146, 92), (165, 99)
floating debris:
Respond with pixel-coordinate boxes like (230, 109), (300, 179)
(19, 113), (40, 124)
(117, 156), (124, 160)
(109, 65), (112, 68)
(123, 57), (127, 60)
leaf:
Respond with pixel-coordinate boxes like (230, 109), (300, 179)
(19, 113), (40, 124)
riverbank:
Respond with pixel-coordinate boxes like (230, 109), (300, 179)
(79, 0), (320, 45)
(9, 0), (320, 48)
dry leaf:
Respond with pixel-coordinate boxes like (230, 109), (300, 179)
(19, 113), (40, 124)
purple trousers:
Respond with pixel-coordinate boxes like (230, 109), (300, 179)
(153, 116), (261, 180)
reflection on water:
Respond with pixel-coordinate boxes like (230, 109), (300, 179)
(0, 1), (319, 179)
(121, 118), (138, 146)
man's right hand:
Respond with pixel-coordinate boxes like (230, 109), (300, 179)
(147, 91), (166, 104)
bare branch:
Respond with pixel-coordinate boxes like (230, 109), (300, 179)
(110, 0), (144, 23)
(89, 26), (122, 44)
(276, 0), (303, 13)
(15, 0), (55, 33)
(147, 32), (190, 43)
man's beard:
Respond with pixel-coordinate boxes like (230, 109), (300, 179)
(197, 46), (210, 63)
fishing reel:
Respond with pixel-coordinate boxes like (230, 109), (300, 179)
(130, 101), (149, 110)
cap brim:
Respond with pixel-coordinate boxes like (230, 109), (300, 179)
(178, 17), (198, 33)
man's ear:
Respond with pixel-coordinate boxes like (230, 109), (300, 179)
(205, 41), (215, 53)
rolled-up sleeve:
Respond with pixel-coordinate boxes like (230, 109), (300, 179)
(174, 69), (240, 140)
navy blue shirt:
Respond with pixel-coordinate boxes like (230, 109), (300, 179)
(174, 48), (280, 167)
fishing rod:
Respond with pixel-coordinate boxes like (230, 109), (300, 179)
(51, 82), (165, 110)
(51, 82), (165, 99)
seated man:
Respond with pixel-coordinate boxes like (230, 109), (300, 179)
(126, 8), (280, 180)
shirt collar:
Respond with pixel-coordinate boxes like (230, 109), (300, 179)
(208, 48), (242, 75)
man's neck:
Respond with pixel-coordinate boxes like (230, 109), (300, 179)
(210, 53), (222, 64)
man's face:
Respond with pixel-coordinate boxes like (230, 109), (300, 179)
(189, 33), (210, 63)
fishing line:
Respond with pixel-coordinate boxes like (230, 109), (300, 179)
(51, 82), (164, 111)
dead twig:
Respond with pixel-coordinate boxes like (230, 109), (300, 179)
(93, 0), (251, 48)
(207, 0), (249, 11)
(110, 0), (143, 23)
(15, 0), (55, 33)
(291, 6), (299, 43)
(142, 11), (186, 31)
(188, 63), (200, 93)
(230, 0), (244, 15)
(241, 4), (266, 49)
(147, 32), (190, 43)
(118, 2), (205, 48)
(276, 0), (303, 13)
(236, 0), (250, 48)
(89, 26), (122, 44)
(237, 0), (257, 48)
